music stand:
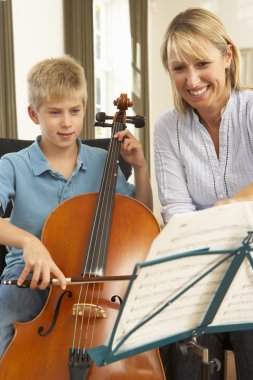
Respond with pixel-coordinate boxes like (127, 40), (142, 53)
(87, 202), (253, 379)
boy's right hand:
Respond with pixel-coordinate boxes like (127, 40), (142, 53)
(18, 236), (66, 290)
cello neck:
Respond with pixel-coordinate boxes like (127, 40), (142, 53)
(82, 99), (129, 276)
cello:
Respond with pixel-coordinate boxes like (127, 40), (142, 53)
(0, 94), (165, 379)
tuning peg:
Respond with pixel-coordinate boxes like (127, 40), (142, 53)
(94, 122), (113, 128)
(126, 115), (145, 128)
(94, 112), (145, 128)
(96, 112), (113, 123)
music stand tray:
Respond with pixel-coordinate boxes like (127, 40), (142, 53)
(88, 202), (253, 367)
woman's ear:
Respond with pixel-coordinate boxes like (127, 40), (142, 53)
(27, 105), (40, 124)
(225, 44), (233, 68)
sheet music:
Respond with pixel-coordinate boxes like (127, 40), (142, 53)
(212, 256), (253, 325)
(110, 202), (253, 353)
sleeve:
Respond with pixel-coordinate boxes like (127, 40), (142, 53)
(0, 156), (15, 216)
(115, 168), (135, 197)
(154, 112), (196, 224)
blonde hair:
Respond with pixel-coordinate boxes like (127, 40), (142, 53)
(161, 7), (243, 114)
(27, 55), (87, 110)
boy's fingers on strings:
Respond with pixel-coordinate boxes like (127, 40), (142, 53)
(114, 129), (132, 142)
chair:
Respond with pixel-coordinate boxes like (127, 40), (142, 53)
(0, 137), (132, 275)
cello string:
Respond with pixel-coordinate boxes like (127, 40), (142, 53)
(82, 120), (121, 277)
(69, 154), (114, 352)
(82, 121), (120, 274)
(84, 120), (122, 351)
(72, 118), (123, 353)
(87, 121), (123, 350)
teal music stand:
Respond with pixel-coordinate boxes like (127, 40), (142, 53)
(87, 202), (253, 379)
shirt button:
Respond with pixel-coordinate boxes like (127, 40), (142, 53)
(219, 194), (224, 199)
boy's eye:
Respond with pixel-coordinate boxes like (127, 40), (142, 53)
(71, 108), (81, 114)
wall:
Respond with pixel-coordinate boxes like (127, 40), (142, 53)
(12, 0), (64, 140)
(148, 0), (253, 224)
(11, 0), (253, 222)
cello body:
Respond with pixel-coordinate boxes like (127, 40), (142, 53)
(0, 193), (165, 380)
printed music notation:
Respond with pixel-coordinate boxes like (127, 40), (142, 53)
(109, 201), (253, 353)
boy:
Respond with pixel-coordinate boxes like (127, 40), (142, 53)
(0, 55), (153, 357)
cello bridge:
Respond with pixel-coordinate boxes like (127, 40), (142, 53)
(72, 303), (107, 319)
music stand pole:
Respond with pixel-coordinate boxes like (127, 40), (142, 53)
(178, 337), (221, 380)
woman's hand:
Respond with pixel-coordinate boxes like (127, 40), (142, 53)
(215, 183), (253, 207)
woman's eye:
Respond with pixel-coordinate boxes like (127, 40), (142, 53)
(197, 61), (209, 68)
(172, 65), (185, 72)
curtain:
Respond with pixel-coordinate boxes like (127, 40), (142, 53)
(0, 0), (17, 138)
(129, 0), (150, 170)
(63, 0), (95, 139)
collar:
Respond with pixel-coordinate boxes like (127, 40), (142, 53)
(191, 90), (233, 125)
(28, 136), (86, 176)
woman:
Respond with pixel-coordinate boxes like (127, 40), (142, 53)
(154, 7), (253, 380)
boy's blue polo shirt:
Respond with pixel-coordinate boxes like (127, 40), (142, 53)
(0, 136), (135, 273)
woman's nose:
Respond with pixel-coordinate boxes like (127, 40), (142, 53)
(186, 67), (200, 88)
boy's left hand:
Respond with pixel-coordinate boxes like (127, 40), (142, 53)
(114, 130), (146, 168)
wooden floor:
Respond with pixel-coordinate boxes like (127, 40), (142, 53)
(225, 351), (236, 380)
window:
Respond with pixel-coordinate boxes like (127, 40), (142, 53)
(240, 48), (253, 86)
(93, 0), (132, 138)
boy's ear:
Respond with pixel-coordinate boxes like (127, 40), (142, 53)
(28, 105), (40, 124)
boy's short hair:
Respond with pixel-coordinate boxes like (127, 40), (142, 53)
(27, 55), (87, 110)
